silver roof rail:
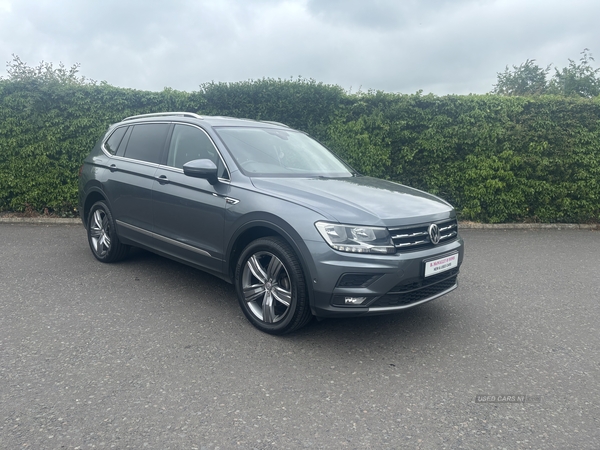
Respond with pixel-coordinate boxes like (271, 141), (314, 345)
(122, 112), (203, 121)
(261, 120), (289, 128)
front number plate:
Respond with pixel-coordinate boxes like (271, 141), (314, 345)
(424, 253), (458, 277)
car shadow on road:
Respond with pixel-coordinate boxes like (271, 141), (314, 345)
(119, 247), (460, 349)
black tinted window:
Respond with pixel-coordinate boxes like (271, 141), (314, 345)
(104, 126), (128, 155)
(124, 124), (170, 164)
(218, 159), (228, 179)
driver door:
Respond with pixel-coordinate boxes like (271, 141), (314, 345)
(151, 124), (229, 272)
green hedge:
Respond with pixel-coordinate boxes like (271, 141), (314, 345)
(314, 91), (599, 223)
(0, 77), (599, 223)
(377, 93), (600, 223)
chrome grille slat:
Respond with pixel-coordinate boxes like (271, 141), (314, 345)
(389, 219), (458, 252)
(396, 239), (428, 248)
(392, 231), (428, 239)
(440, 231), (457, 241)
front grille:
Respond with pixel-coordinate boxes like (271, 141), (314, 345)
(388, 218), (458, 252)
(370, 268), (458, 308)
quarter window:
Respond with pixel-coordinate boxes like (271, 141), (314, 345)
(104, 126), (128, 155)
(123, 123), (170, 164)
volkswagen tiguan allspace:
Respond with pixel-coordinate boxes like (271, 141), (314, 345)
(78, 112), (464, 334)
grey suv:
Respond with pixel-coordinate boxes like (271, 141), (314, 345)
(78, 112), (464, 334)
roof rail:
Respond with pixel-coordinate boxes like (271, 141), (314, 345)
(122, 112), (203, 121)
(261, 120), (290, 128)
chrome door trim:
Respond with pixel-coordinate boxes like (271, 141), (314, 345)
(116, 220), (212, 258)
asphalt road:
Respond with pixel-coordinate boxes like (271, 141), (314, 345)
(1, 224), (599, 449)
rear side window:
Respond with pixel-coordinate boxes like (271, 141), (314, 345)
(104, 126), (128, 155)
(123, 123), (170, 164)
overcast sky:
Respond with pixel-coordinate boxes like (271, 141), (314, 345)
(1, 0), (599, 95)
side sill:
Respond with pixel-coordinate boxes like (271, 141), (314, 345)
(116, 220), (212, 258)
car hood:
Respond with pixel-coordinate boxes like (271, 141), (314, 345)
(250, 176), (454, 226)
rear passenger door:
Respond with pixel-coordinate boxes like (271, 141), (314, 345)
(103, 123), (170, 244)
(151, 124), (229, 272)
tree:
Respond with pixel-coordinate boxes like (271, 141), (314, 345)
(2, 54), (91, 85)
(492, 49), (600, 98)
(492, 59), (551, 96)
(548, 49), (600, 98)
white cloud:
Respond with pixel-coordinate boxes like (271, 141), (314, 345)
(0, 0), (599, 94)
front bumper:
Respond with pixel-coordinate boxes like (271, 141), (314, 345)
(307, 236), (464, 318)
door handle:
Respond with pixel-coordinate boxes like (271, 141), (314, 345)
(156, 174), (170, 184)
(109, 164), (117, 172)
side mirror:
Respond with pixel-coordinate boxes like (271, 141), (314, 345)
(183, 159), (219, 184)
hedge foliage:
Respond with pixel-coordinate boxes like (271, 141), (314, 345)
(0, 75), (599, 223)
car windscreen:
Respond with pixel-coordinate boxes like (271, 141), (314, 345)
(214, 127), (354, 177)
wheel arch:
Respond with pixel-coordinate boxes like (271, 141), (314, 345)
(226, 216), (317, 308)
(82, 187), (109, 228)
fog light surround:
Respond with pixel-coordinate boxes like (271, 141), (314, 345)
(345, 297), (367, 305)
(332, 295), (373, 306)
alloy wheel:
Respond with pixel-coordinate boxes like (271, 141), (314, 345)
(89, 208), (111, 258)
(242, 251), (292, 323)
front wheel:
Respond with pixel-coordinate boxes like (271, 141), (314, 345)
(87, 201), (129, 263)
(235, 237), (312, 334)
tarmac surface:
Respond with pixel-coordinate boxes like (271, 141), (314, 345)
(1, 223), (599, 449)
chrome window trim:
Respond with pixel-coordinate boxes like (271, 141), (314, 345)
(101, 124), (130, 157)
(100, 121), (231, 181)
(101, 121), (169, 164)
(154, 164), (232, 185)
(102, 153), (162, 170)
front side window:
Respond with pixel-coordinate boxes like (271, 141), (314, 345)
(166, 124), (218, 169)
(214, 127), (354, 177)
(123, 123), (170, 164)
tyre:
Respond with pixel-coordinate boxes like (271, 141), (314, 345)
(87, 201), (129, 263)
(235, 237), (313, 334)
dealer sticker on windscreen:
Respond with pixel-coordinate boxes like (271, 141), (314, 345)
(424, 253), (458, 277)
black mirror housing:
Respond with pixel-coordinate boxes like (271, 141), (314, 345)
(183, 159), (219, 184)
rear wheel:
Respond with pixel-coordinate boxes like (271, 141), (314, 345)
(235, 237), (312, 334)
(87, 201), (129, 263)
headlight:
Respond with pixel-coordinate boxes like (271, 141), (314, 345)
(315, 222), (395, 254)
